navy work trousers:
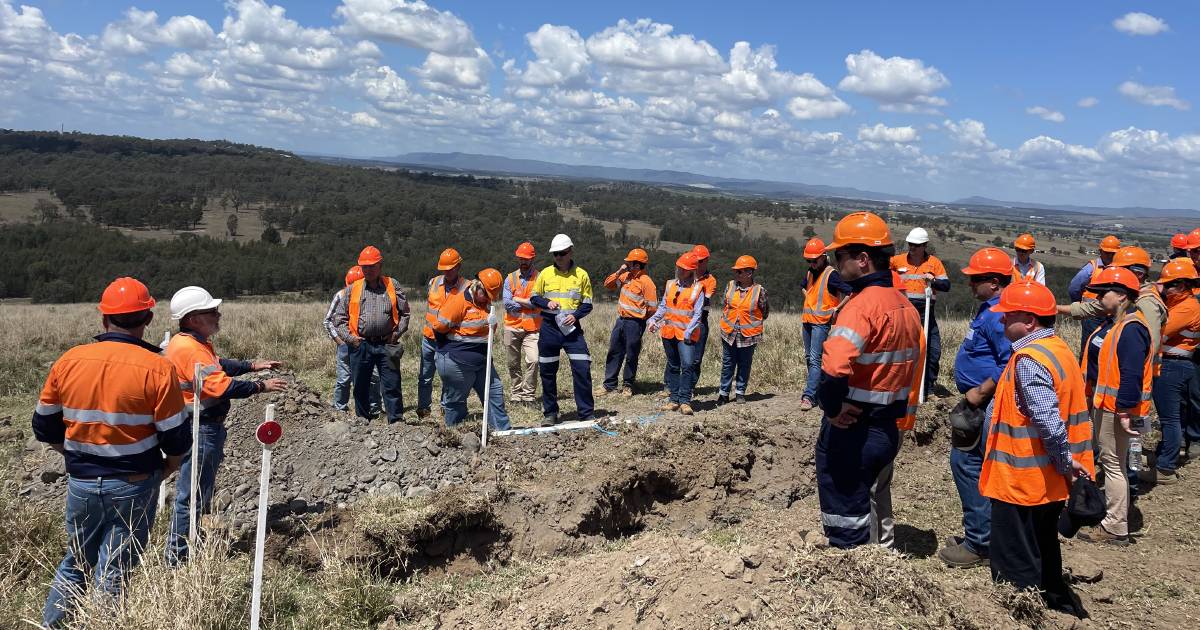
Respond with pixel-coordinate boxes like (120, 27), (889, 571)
(538, 321), (594, 419)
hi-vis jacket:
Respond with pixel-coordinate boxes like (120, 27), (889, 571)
(890, 253), (949, 301)
(1160, 292), (1200, 360)
(1083, 311), (1152, 418)
(165, 330), (258, 422)
(696, 273), (717, 312)
(424, 275), (468, 339)
(530, 263), (594, 326)
(604, 270), (658, 320)
(802, 267), (840, 325)
(980, 334), (1094, 506)
(32, 332), (191, 477)
(503, 269), (541, 332)
(720, 281), (766, 338)
(653, 279), (704, 342)
(820, 272), (925, 430)
(431, 288), (492, 359)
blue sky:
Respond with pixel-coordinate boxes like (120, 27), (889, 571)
(2, 1), (1197, 207)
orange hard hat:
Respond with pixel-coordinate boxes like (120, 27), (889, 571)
(691, 244), (710, 260)
(1098, 235), (1121, 253)
(358, 246), (383, 266)
(676, 252), (699, 271)
(1088, 266), (1140, 294)
(1159, 258), (1198, 283)
(1171, 233), (1189, 250)
(98, 277), (156, 315)
(961, 247), (1014, 276)
(991, 281), (1058, 317)
(477, 268), (503, 301)
(1112, 246), (1151, 269)
(732, 255), (758, 270)
(515, 242), (536, 259)
(803, 237), (826, 258)
(624, 248), (649, 264)
(1188, 229), (1200, 250)
(345, 265), (364, 287)
(826, 211), (892, 249)
(1014, 233), (1036, 250)
(437, 248), (463, 271)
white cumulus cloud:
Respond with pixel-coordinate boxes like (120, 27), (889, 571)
(101, 8), (216, 55)
(334, 0), (478, 55)
(1025, 106), (1065, 122)
(350, 111), (382, 127)
(838, 49), (949, 112)
(1113, 12), (1169, 36)
(786, 95), (851, 120)
(586, 19), (726, 73)
(414, 47), (492, 92)
(858, 123), (919, 143)
(505, 24), (590, 88)
(1077, 96), (1099, 108)
(1119, 81), (1190, 111)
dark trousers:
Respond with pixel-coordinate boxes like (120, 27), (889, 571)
(538, 321), (594, 419)
(909, 299), (941, 393)
(1188, 361), (1200, 445)
(990, 499), (1084, 616)
(351, 341), (403, 421)
(815, 414), (900, 548)
(1152, 359), (1192, 471)
(693, 313), (711, 385)
(1079, 317), (1102, 359)
(603, 317), (646, 390)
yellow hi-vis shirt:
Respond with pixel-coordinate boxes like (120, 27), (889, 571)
(532, 264), (593, 312)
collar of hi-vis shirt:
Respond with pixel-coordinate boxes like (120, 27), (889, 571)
(95, 331), (164, 353)
(179, 327), (212, 345)
(848, 270), (893, 293)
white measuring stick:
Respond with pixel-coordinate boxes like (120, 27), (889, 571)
(188, 362), (201, 547)
(491, 420), (597, 437)
(918, 286), (932, 404)
(249, 403), (276, 630)
(481, 304), (495, 450)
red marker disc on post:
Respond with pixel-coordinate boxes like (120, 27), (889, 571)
(256, 420), (282, 445)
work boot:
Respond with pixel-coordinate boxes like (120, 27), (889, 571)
(657, 390), (671, 400)
(1140, 468), (1179, 485)
(1187, 442), (1200, 462)
(594, 387), (612, 397)
(679, 404), (694, 416)
(1077, 525), (1129, 547)
(416, 408), (431, 420)
(662, 402), (680, 412)
(541, 413), (558, 428)
(621, 387), (634, 398)
(800, 397), (815, 411)
(937, 542), (988, 568)
(735, 394), (746, 405)
(716, 394), (729, 406)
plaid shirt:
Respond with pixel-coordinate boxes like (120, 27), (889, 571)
(1006, 327), (1073, 475)
(323, 289), (343, 340)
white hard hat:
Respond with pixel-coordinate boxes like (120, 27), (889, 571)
(906, 227), (929, 244)
(170, 286), (222, 320)
(549, 233), (574, 253)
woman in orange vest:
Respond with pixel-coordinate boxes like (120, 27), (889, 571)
(717, 255), (769, 405)
(429, 269), (510, 430)
(1077, 267), (1148, 546)
(1146, 259), (1200, 484)
(647, 252), (705, 415)
(801, 237), (851, 411)
(981, 280), (1092, 618)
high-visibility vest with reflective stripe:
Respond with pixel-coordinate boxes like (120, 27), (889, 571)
(348, 277), (400, 338)
(613, 271), (658, 319)
(802, 267), (839, 324)
(697, 273), (716, 311)
(1081, 259), (1105, 302)
(1011, 260), (1044, 285)
(720, 281), (764, 337)
(660, 279), (702, 342)
(503, 270), (541, 332)
(165, 332), (233, 410)
(1086, 311), (1153, 418)
(822, 285), (924, 409)
(445, 293), (491, 344)
(423, 275), (467, 339)
(980, 335), (1094, 506)
(890, 253), (948, 301)
(38, 339), (187, 461)
(1161, 298), (1200, 360)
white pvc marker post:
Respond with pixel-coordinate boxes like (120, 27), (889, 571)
(481, 304), (496, 450)
(250, 403), (281, 630)
(188, 362), (202, 547)
(918, 286), (932, 404)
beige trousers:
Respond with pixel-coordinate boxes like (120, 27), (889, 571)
(1093, 409), (1131, 536)
(503, 327), (539, 402)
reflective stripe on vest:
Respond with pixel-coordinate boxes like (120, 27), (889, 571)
(660, 279), (702, 342)
(802, 267), (838, 324)
(424, 276), (467, 338)
(1081, 259), (1105, 302)
(720, 281), (764, 337)
(504, 270), (541, 331)
(1091, 311), (1153, 417)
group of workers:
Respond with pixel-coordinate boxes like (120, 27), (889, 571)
(29, 211), (1199, 625)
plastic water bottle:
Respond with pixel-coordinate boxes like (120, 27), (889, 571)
(1128, 437), (1142, 473)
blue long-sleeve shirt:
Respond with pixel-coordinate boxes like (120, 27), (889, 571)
(954, 295), (1013, 393)
(1068, 260), (1098, 302)
(646, 279), (705, 340)
(502, 268), (536, 316)
(800, 267), (854, 296)
(1115, 322), (1149, 410)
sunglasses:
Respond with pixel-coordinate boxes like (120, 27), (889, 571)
(553, 250), (571, 257)
(192, 308), (220, 317)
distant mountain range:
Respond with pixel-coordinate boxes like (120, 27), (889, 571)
(952, 196), (1198, 218)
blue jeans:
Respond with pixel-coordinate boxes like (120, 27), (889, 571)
(434, 351), (510, 430)
(718, 340), (756, 396)
(166, 422), (226, 565)
(1188, 361), (1200, 445)
(333, 343), (380, 414)
(417, 337), (438, 412)
(692, 313), (710, 386)
(603, 318), (646, 390)
(1152, 359), (1192, 472)
(351, 341), (404, 421)
(44, 471), (161, 628)
(802, 323), (830, 401)
(950, 415), (991, 555)
(538, 321), (594, 419)
(662, 338), (697, 404)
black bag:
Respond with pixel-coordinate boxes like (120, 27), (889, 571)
(385, 342), (404, 371)
(1057, 476), (1106, 538)
(949, 398), (985, 451)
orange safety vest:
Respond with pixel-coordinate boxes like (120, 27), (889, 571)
(980, 334), (1094, 506)
(348, 277), (400, 338)
(696, 273), (717, 311)
(165, 332), (233, 409)
(503, 270), (541, 332)
(890, 253), (947, 301)
(422, 275), (466, 339)
(823, 285), (924, 411)
(802, 267), (839, 324)
(1085, 311), (1153, 418)
(611, 271), (658, 319)
(1011, 260), (1044, 284)
(660, 279), (702, 342)
(36, 337), (187, 462)
(1081, 259), (1105, 302)
(1161, 297), (1200, 360)
(720, 281), (765, 338)
(435, 291), (491, 346)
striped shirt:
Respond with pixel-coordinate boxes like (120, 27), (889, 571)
(989, 327), (1072, 475)
(323, 289), (343, 340)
